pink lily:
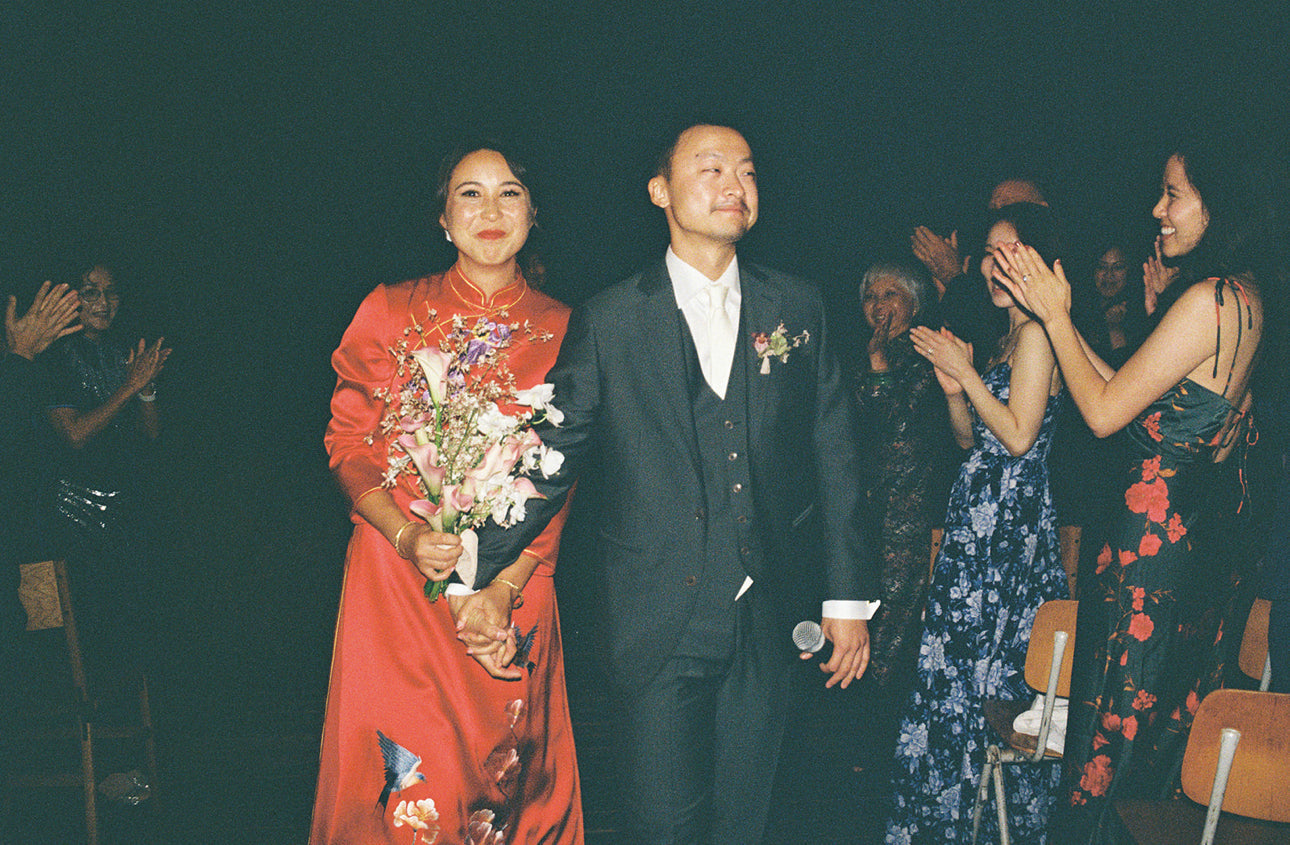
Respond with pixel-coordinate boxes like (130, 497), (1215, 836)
(410, 346), (453, 405)
(398, 434), (446, 497)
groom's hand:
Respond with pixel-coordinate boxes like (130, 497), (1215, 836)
(817, 617), (870, 689)
(449, 586), (520, 680)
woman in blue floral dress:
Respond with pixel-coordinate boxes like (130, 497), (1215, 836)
(887, 203), (1070, 844)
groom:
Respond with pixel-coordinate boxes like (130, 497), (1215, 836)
(474, 123), (879, 843)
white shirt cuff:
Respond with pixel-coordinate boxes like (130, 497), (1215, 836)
(822, 599), (880, 620)
(444, 582), (476, 597)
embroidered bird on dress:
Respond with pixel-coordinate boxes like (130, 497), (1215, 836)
(513, 622), (539, 673)
(377, 730), (425, 808)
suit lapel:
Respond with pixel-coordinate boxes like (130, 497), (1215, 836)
(636, 261), (703, 476)
(740, 264), (781, 447)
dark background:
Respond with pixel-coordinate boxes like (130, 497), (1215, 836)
(3, 0), (1288, 836)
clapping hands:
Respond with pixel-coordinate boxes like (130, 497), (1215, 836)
(1143, 236), (1179, 317)
(5, 281), (81, 360)
(989, 242), (1071, 324)
(910, 325), (973, 395)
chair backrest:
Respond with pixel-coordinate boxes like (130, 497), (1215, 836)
(929, 527), (943, 581)
(1238, 598), (1271, 690)
(1024, 599), (1077, 697)
(15, 559), (89, 695)
(1059, 525), (1080, 597)
(1181, 688), (1290, 823)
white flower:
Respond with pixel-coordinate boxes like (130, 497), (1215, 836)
(476, 404), (519, 439)
(515, 383), (563, 426)
(514, 383), (555, 409)
(538, 445), (564, 478)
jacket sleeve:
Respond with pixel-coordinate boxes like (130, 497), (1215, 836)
(808, 290), (880, 602)
(474, 302), (601, 585)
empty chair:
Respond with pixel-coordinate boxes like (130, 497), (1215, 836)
(1116, 688), (1290, 844)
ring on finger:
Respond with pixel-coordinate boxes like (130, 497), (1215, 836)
(1022, 274), (1031, 282)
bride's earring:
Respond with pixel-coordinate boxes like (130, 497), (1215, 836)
(444, 229), (453, 243)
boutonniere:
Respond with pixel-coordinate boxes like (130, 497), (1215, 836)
(751, 323), (810, 374)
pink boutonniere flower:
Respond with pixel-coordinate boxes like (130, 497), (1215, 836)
(751, 323), (809, 374)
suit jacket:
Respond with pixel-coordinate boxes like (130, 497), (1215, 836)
(476, 259), (877, 687)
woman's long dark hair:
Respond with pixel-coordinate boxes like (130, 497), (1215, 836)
(1170, 133), (1279, 287)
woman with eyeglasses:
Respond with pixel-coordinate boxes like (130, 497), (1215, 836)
(43, 263), (170, 689)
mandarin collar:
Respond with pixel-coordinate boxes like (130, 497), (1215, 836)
(446, 263), (528, 313)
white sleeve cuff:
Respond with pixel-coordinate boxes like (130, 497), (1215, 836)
(822, 599), (880, 620)
(445, 582), (477, 597)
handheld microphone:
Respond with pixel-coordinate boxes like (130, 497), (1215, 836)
(792, 620), (828, 655)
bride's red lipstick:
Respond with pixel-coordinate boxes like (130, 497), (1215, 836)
(476, 229), (506, 240)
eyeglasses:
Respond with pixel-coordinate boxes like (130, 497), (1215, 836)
(78, 287), (121, 302)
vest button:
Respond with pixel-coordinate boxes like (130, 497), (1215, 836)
(723, 420), (734, 429)
(694, 507), (706, 521)
(736, 515), (747, 524)
(727, 451), (738, 461)
(739, 546), (750, 556)
(683, 575), (698, 587)
(731, 482), (743, 493)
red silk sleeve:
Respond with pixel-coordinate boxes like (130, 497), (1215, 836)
(325, 284), (399, 514)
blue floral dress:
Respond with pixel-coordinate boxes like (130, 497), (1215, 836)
(886, 362), (1070, 844)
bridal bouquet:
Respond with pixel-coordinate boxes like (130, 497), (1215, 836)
(380, 313), (564, 602)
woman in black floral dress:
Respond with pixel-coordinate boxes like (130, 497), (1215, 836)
(995, 135), (1276, 844)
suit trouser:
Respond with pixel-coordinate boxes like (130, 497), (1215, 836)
(614, 637), (787, 845)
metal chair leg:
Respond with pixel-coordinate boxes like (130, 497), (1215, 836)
(993, 756), (1010, 845)
(972, 756), (994, 845)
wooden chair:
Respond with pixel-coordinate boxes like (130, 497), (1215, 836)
(1116, 689), (1290, 844)
(1059, 525), (1080, 597)
(929, 527), (943, 580)
(5, 560), (158, 845)
(971, 598), (1078, 845)
(1239, 598), (1272, 691)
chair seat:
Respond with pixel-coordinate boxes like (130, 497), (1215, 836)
(983, 699), (1062, 759)
(1116, 798), (1290, 845)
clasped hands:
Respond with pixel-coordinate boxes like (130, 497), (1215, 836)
(400, 524), (524, 680)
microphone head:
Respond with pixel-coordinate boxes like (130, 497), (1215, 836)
(792, 620), (825, 653)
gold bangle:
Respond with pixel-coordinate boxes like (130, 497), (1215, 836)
(495, 578), (525, 609)
(393, 521), (416, 559)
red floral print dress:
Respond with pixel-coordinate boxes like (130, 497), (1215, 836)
(1054, 279), (1253, 844)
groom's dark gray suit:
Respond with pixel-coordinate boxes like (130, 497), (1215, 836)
(474, 256), (876, 842)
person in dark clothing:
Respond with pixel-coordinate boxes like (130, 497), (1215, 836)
(42, 264), (169, 687)
(1, 280), (81, 759)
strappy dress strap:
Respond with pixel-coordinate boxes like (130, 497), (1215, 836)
(1210, 276), (1253, 396)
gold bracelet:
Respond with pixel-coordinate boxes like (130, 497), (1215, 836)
(393, 521), (416, 559)
(495, 578), (525, 609)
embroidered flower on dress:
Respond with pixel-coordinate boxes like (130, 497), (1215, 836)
(1142, 411), (1163, 442)
(392, 798), (441, 844)
(1131, 689), (1157, 711)
(465, 809), (507, 845)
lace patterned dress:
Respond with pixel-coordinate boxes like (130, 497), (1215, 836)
(887, 361), (1069, 844)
